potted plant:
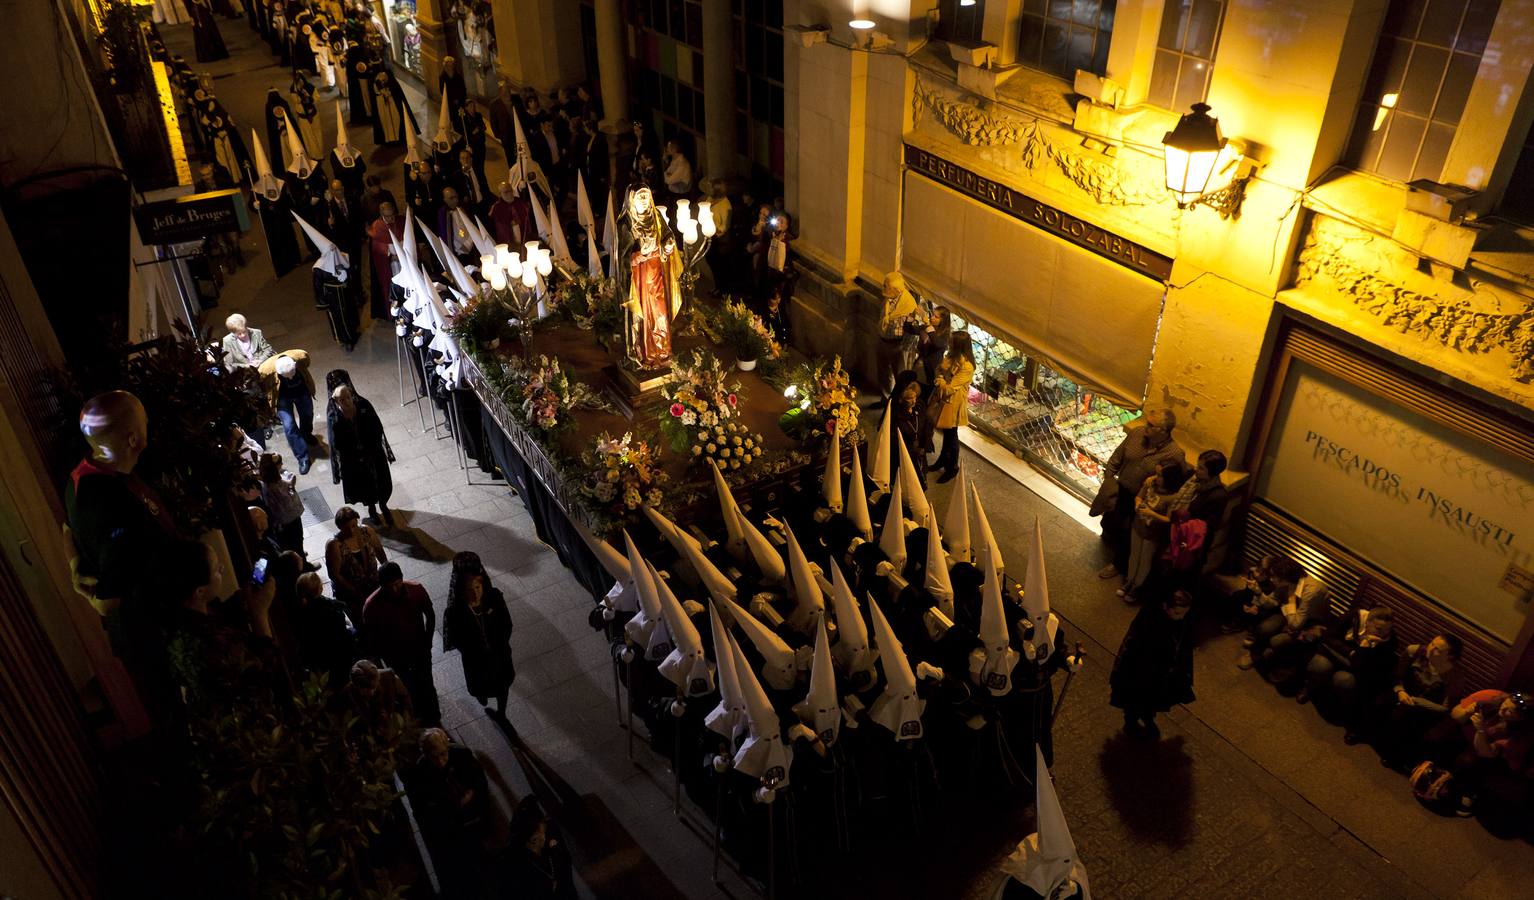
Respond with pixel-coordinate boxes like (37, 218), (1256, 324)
(712, 300), (781, 371)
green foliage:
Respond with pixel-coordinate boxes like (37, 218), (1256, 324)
(705, 300), (781, 362)
(50, 332), (274, 535)
(186, 673), (412, 899)
(554, 272), (623, 340)
(446, 292), (513, 357)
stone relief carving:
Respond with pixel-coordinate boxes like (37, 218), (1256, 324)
(1295, 217), (1534, 382)
(912, 76), (1164, 207)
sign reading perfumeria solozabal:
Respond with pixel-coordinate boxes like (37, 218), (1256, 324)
(903, 145), (1173, 281)
(1257, 361), (1533, 642)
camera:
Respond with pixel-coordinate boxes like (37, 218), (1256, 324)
(767, 214), (784, 230)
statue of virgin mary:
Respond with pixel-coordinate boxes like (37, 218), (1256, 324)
(622, 186), (684, 369)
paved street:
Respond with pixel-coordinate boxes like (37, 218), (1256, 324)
(164, 19), (1531, 899)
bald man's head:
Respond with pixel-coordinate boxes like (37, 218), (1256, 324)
(80, 391), (148, 473)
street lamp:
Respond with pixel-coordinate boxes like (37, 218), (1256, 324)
(1162, 102), (1253, 219)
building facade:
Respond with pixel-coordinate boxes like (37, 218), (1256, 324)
(782, 0), (1534, 686)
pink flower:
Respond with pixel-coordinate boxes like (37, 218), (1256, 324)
(727, 394), (738, 408)
(670, 403), (685, 418)
(825, 418), (837, 434)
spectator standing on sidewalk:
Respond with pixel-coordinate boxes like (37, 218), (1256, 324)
(442, 551), (517, 719)
(1091, 409), (1182, 580)
(258, 350), (319, 475)
(363, 562), (440, 725)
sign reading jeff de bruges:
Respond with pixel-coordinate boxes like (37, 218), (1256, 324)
(904, 145), (1173, 281)
(134, 188), (250, 245)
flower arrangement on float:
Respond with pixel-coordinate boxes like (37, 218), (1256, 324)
(515, 354), (608, 433)
(657, 349), (763, 470)
(553, 271), (623, 338)
(778, 355), (860, 444)
(583, 431), (667, 514)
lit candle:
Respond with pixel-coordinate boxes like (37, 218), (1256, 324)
(505, 251), (522, 279)
(536, 248), (553, 277)
(699, 202), (716, 237)
(488, 264), (507, 291)
(682, 219), (699, 245)
(675, 199), (692, 227)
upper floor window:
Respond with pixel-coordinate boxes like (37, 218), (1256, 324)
(1148, 0), (1228, 111)
(1017, 0), (1117, 81)
(1344, 0), (1501, 183)
(936, 0), (987, 44)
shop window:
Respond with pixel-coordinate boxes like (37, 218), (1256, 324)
(1147, 0), (1226, 112)
(1017, 0), (1117, 81)
(936, 0), (987, 44)
(951, 314), (1137, 500)
(1499, 121), (1534, 223)
(1344, 0), (1501, 183)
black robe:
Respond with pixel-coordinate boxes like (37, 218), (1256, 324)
(285, 168), (328, 254)
(207, 122), (251, 188)
(329, 149), (367, 199)
(345, 47), (375, 123)
(290, 15), (318, 74)
(252, 186), (300, 278)
(442, 587), (516, 700)
(371, 72), (415, 147)
(1109, 603), (1196, 715)
(328, 397), (393, 505)
(263, 90), (299, 169)
(313, 267), (361, 350)
(188, 0), (229, 62)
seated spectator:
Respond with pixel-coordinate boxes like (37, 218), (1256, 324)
(295, 571), (357, 687)
(1223, 553), (1283, 634)
(1372, 633), (1465, 761)
(1238, 558), (1326, 673)
(1298, 605), (1397, 722)
(1428, 689), (1532, 813)
(497, 796), (575, 900)
(247, 505), (285, 564)
(407, 728), (493, 895)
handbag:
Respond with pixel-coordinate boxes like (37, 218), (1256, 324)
(1088, 473), (1121, 518)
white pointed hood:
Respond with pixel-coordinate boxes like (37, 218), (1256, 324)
(416, 266), (451, 330)
(431, 92), (458, 152)
(546, 195), (575, 268)
(972, 481), (1004, 575)
(529, 184), (552, 243)
(333, 101), (361, 166)
(593, 529), (637, 613)
(622, 531), (665, 651)
(457, 208), (495, 259)
(576, 170), (597, 235)
(710, 460), (746, 561)
(944, 465), (972, 564)
(1000, 746), (1091, 899)
(705, 602), (747, 741)
(718, 596), (796, 692)
(250, 128), (284, 196)
(896, 437), (930, 522)
(291, 211), (348, 277)
(827, 560), (874, 682)
(846, 441), (873, 541)
(400, 206), (420, 270)
(869, 400), (892, 492)
(822, 429), (843, 513)
(971, 537), (1020, 696)
(388, 229), (421, 294)
(653, 561), (714, 697)
(740, 512), (785, 584)
(587, 227), (603, 278)
(730, 628), (791, 787)
(415, 213), (449, 270)
(783, 524), (824, 637)
(1022, 518), (1059, 650)
(678, 530), (737, 607)
(793, 620), (841, 746)
(924, 508), (954, 616)
(405, 113), (423, 166)
(642, 504), (704, 559)
(282, 109), (316, 177)
(867, 597), (925, 741)
(878, 473), (907, 573)
(512, 108), (533, 162)
(603, 189), (620, 280)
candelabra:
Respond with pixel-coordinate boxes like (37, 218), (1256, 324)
(666, 198), (716, 305)
(477, 241), (554, 359)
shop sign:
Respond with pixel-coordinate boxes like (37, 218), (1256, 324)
(134, 189), (249, 244)
(904, 144), (1173, 281)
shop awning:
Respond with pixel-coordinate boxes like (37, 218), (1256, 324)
(900, 173), (1165, 410)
